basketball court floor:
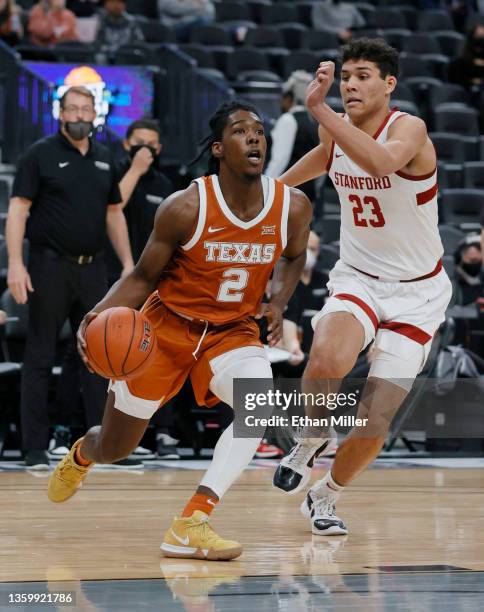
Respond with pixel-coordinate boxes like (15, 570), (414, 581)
(1, 456), (483, 611)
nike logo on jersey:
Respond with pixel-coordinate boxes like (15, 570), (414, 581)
(58, 162), (69, 168)
(335, 153), (344, 159)
(171, 530), (189, 546)
(204, 241), (276, 264)
(208, 226), (226, 233)
(207, 499), (216, 506)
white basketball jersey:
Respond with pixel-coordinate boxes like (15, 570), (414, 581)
(327, 109), (443, 281)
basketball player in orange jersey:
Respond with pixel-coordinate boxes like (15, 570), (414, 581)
(273, 38), (453, 535)
(47, 100), (312, 560)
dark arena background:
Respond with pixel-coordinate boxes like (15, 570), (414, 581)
(0, 1), (483, 610)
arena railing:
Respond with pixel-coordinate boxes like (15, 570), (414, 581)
(155, 45), (233, 166)
(0, 41), (55, 165)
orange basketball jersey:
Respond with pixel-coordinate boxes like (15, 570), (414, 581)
(157, 174), (290, 324)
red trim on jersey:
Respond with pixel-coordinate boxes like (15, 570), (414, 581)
(334, 293), (379, 331)
(351, 258), (442, 282)
(326, 139), (335, 172)
(396, 167), (437, 181)
(379, 321), (432, 345)
(372, 108), (399, 140)
(416, 182), (438, 205)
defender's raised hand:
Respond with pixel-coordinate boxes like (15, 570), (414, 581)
(306, 61), (335, 111)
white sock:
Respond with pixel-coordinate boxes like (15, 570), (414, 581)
(312, 470), (345, 503)
(199, 423), (261, 499)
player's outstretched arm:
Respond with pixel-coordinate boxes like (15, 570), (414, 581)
(258, 189), (312, 346)
(76, 185), (199, 364)
(279, 140), (328, 188)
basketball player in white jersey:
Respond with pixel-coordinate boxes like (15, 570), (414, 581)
(273, 38), (453, 535)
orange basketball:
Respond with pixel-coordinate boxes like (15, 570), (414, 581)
(84, 307), (157, 380)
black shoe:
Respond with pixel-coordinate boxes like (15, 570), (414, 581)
(156, 433), (180, 460)
(105, 457), (144, 469)
(47, 426), (71, 460)
(24, 450), (50, 470)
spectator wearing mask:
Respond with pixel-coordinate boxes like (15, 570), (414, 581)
(6, 86), (134, 469)
(96, 0), (143, 51)
(454, 235), (483, 305)
(311, 0), (365, 42)
(158, 0), (215, 42)
(28, 0), (78, 46)
(0, 0), (23, 45)
(265, 71), (319, 202)
(449, 19), (484, 89)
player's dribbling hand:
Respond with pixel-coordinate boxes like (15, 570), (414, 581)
(256, 303), (283, 347)
(306, 61), (335, 111)
(77, 312), (98, 372)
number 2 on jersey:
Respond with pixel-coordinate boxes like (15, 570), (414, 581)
(217, 268), (249, 303)
(349, 194), (385, 228)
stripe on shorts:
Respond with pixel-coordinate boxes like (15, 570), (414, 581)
(379, 321), (432, 345)
(334, 293), (379, 331)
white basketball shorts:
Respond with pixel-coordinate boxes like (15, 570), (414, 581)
(312, 260), (453, 383)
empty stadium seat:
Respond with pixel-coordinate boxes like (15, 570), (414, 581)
(440, 189), (484, 228)
(244, 26), (286, 50)
(274, 23), (308, 50)
(260, 3), (299, 25)
(368, 9), (408, 29)
(190, 25), (232, 46)
(429, 83), (471, 107)
(402, 33), (441, 55)
(435, 31), (465, 58)
(215, 1), (252, 22)
(138, 20), (176, 43)
(179, 44), (218, 69)
(0, 179), (9, 214)
(433, 104), (480, 137)
(280, 50), (321, 78)
(392, 82), (416, 103)
(431, 133), (467, 163)
(127, 0), (158, 19)
(300, 30), (340, 53)
(438, 225), (465, 255)
(463, 162), (484, 190)
(225, 48), (278, 81)
(417, 10), (455, 32)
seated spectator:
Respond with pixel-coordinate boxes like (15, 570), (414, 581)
(311, 0), (365, 42)
(28, 0), (78, 46)
(158, 0), (215, 42)
(96, 0), (143, 51)
(0, 0), (23, 46)
(449, 19), (484, 90)
(454, 235), (483, 305)
(265, 71), (319, 202)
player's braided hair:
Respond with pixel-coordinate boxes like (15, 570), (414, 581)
(190, 99), (261, 175)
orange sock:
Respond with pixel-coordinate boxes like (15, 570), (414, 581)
(74, 443), (92, 467)
(181, 492), (218, 517)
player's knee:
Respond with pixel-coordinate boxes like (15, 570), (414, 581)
(305, 352), (352, 379)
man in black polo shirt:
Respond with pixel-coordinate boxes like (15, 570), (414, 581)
(107, 118), (173, 281)
(6, 85), (134, 469)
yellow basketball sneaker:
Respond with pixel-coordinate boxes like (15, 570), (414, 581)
(47, 438), (93, 503)
(161, 510), (242, 561)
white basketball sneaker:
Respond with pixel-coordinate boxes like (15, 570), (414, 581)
(273, 437), (333, 494)
(301, 491), (348, 536)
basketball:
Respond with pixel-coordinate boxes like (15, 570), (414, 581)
(84, 307), (157, 380)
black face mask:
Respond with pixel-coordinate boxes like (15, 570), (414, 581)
(129, 144), (158, 162)
(462, 262), (482, 277)
(65, 120), (93, 141)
